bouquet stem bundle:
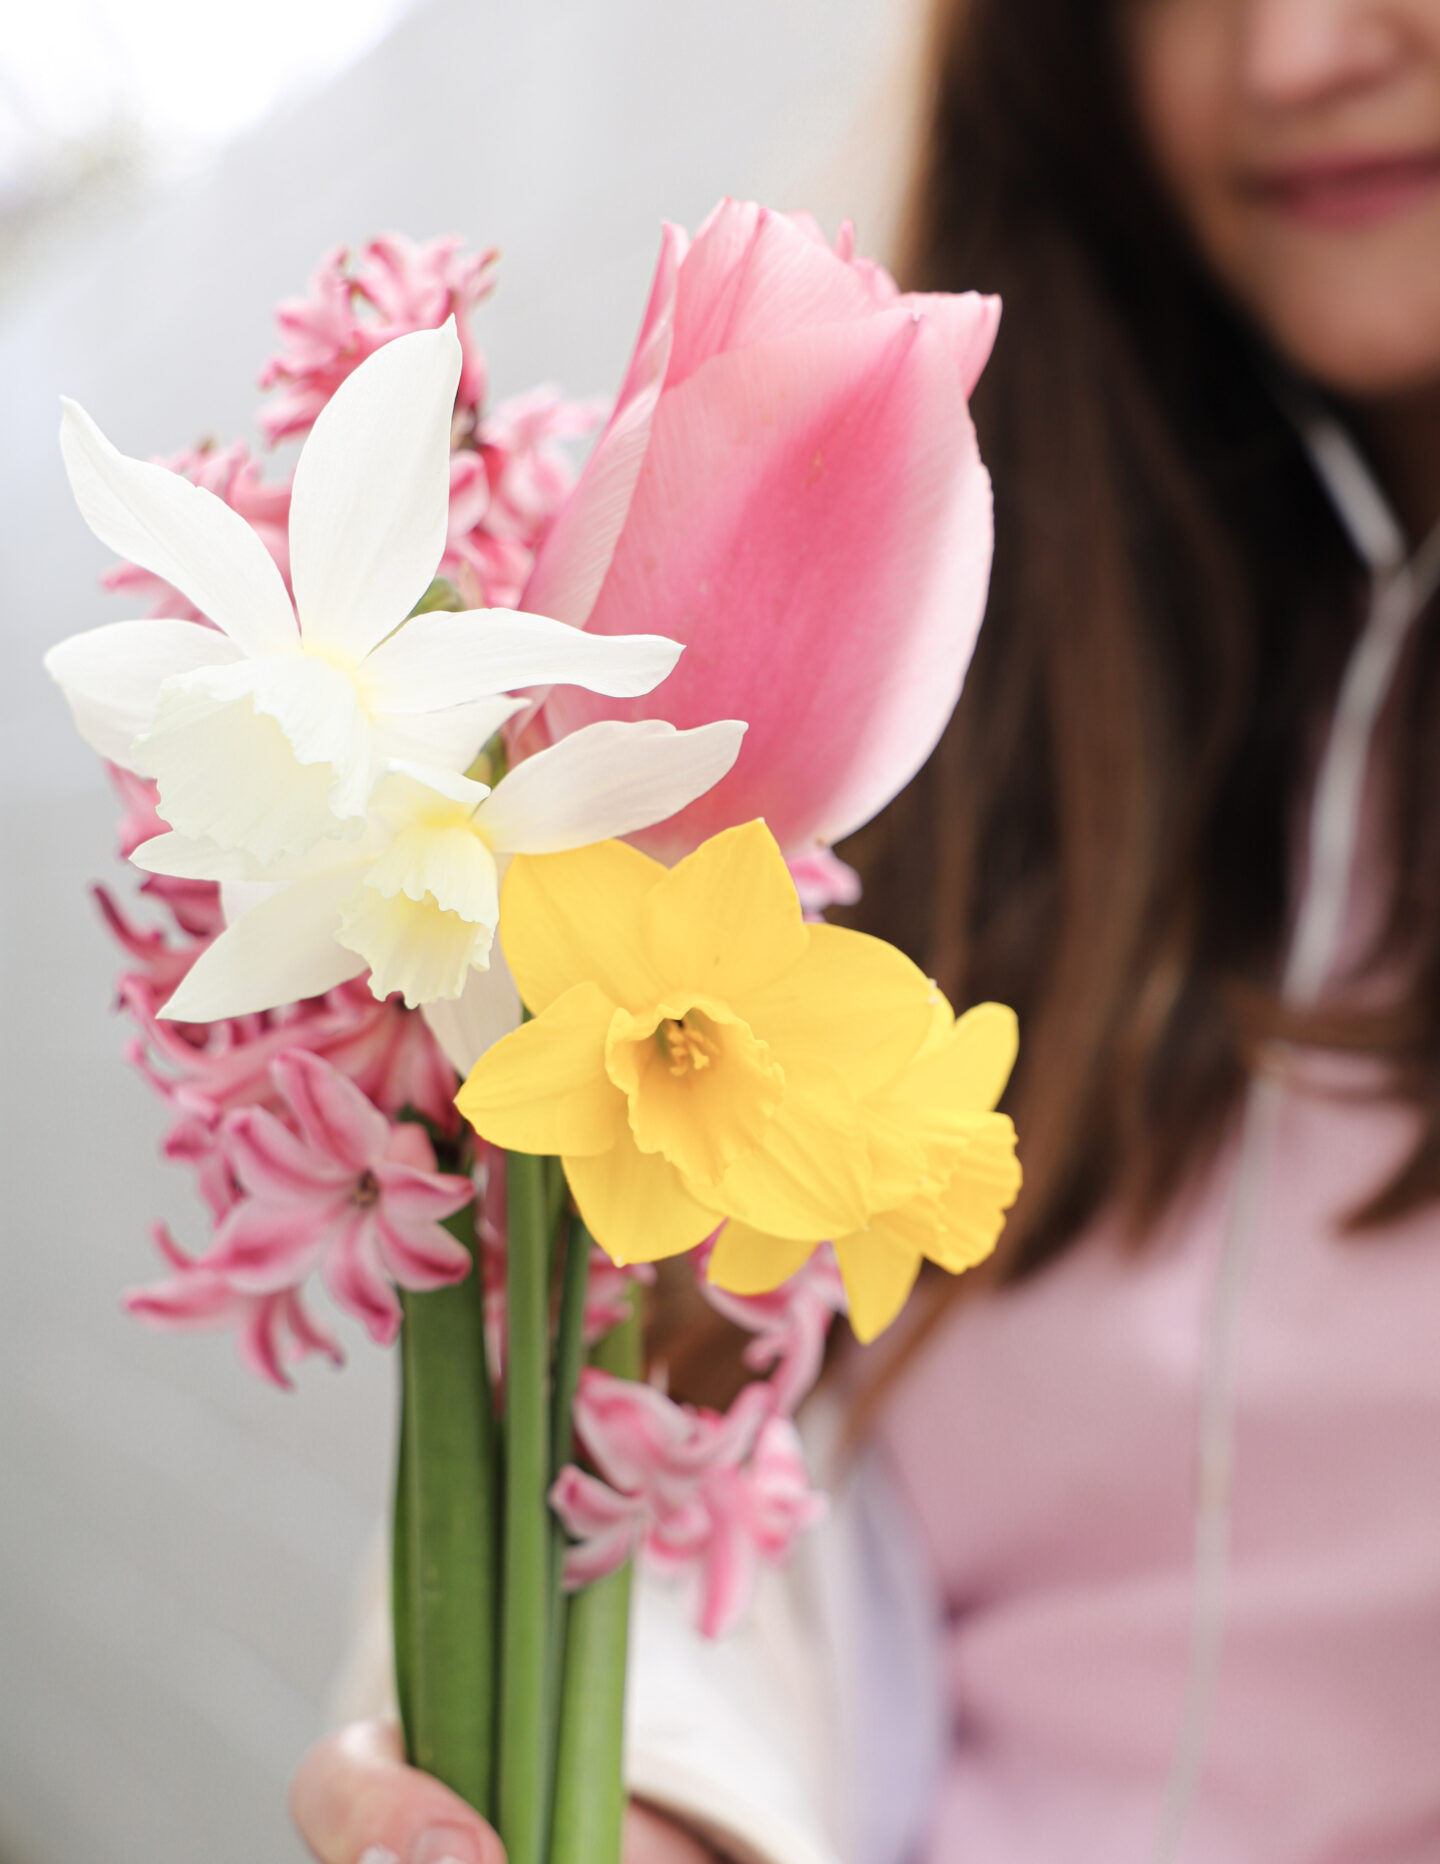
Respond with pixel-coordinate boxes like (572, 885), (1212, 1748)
(395, 1155), (638, 1864)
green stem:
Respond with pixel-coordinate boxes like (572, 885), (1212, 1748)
(549, 1294), (642, 1864)
(497, 1151), (552, 1864)
(540, 1214), (593, 1839)
(394, 1203), (498, 1816)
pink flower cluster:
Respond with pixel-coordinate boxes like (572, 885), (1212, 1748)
(548, 1245), (843, 1635)
(125, 1050), (473, 1384)
(551, 1373), (825, 1638)
(257, 234), (499, 441)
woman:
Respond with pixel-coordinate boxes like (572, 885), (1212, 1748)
(293, 0), (1440, 1859)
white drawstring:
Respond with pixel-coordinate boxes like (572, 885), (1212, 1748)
(1148, 413), (1440, 1864)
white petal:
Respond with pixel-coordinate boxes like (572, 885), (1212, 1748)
(137, 656), (374, 860)
(336, 885), (494, 1008)
(474, 718), (746, 855)
(289, 324), (461, 663)
(44, 619), (241, 765)
(360, 608), (683, 709)
(59, 400), (298, 658)
(371, 696), (523, 773)
(370, 762), (490, 822)
(364, 824), (500, 924)
(423, 941), (522, 1073)
(132, 830), (365, 887)
(160, 867), (368, 1021)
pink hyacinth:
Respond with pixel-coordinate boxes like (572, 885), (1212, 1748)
(698, 1240), (848, 1418)
(104, 765), (224, 943)
(203, 1051), (474, 1346)
(524, 198), (998, 863)
(127, 1223), (343, 1389)
(257, 235), (497, 442)
(441, 388), (607, 609)
(551, 1371), (825, 1637)
(102, 443), (291, 621)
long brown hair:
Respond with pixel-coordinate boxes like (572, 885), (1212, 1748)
(839, 0), (1440, 1284)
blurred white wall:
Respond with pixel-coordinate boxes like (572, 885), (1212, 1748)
(0, 1), (921, 1859)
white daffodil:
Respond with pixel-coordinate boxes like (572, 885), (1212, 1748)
(45, 322), (683, 862)
(134, 716), (747, 1071)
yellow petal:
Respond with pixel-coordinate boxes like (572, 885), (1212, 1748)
(833, 1220), (923, 1344)
(740, 922), (939, 1095)
(456, 981), (623, 1155)
(893, 1002), (1019, 1128)
(927, 1113), (1021, 1274)
(564, 1130), (719, 1265)
(605, 997), (784, 1187)
(715, 1056), (870, 1240)
(499, 841), (667, 1014)
(863, 1103), (932, 1213)
(707, 1222), (818, 1297)
(641, 820), (808, 1000)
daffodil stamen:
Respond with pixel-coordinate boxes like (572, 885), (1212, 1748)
(658, 1013), (719, 1077)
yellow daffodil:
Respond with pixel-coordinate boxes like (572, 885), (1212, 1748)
(456, 821), (942, 1262)
(708, 1000), (1022, 1342)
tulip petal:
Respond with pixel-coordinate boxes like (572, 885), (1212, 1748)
(499, 843), (667, 1014)
(706, 1222), (817, 1297)
(642, 820), (807, 999)
(666, 201), (884, 389)
(422, 953), (522, 1074)
(541, 307), (993, 857)
(833, 1222), (922, 1345)
(159, 866), (369, 1022)
(289, 324), (460, 661)
(476, 719), (745, 855)
(740, 923), (937, 1096)
(456, 981), (625, 1156)
(563, 1130), (719, 1266)
(361, 608), (683, 709)
(521, 223), (685, 632)
(44, 619), (243, 765)
(901, 291), (1001, 398)
(59, 400), (298, 657)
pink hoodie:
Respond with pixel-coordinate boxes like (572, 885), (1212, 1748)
(874, 409), (1440, 1863)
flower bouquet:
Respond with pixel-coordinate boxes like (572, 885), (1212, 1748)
(44, 202), (1020, 1863)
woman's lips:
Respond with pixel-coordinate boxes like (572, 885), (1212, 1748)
(1246, 149), (1440, 230)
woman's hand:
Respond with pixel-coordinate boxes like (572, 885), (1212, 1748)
(291, 1718), (718, 1864)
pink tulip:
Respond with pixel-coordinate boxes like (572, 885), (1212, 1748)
(525, 199), (999, 861)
